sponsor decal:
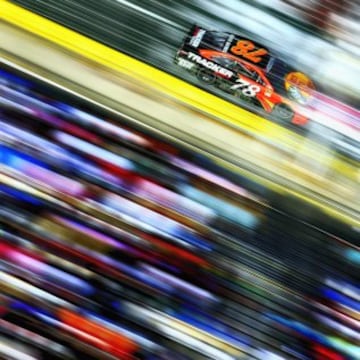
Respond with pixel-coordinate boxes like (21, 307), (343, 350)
(177, 58), (195, 69)
(285, 72), (315, 104)
(187, 53), (234, 78)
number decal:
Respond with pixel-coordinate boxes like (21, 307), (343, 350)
(230, 40), (268, 63)
(243, 84), (261, 97)
(232, 78), (250, 89)
(231, 78), (260, 97)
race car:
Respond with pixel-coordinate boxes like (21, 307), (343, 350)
(175, 25), (315, 126)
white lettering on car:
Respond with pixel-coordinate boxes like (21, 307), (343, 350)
(177, 58), (195, 69)
(187, 53), (234, 78)
(230, 78), (261, 97)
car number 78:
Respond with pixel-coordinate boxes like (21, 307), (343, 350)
(230, 78), (261, 97)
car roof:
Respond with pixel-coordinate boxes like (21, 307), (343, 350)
(200, 49), (265, 71)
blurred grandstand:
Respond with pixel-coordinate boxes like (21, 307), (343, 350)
(0, 0), (359, 359)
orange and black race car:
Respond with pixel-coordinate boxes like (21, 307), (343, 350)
(175, 25), (315, 126)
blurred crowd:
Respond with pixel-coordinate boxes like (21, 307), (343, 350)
(202, 0), (360, 106)
(255, 0), (359, 46)
(1, 0), (360, 359)
(0, 64), (358, 359)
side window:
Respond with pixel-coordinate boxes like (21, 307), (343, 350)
(212, 56), (233, 68)
(232, 62), (258, 81)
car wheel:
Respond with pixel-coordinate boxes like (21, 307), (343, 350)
(272, 103), (294, 121)
(197, 68), (216, 84)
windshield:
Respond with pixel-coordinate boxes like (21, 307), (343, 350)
(201, 31), (230, 51)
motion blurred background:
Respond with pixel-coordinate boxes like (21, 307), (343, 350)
(0, 0), (359, 359)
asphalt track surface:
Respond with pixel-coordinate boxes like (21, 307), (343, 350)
(0, 0), (358, 226)
(1, 20), (359, 242)
(2, 0), (324, 123)
(5, 1), (360, 167)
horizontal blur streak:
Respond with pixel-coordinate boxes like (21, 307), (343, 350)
(0, 15), (359, 227)
(0, 0), (359, 358)
(7, 0), (359, 103)
(0, 62), (358, 360)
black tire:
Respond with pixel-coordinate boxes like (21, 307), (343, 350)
(196, 68), (216, 84)
(272, 103), (294, 121)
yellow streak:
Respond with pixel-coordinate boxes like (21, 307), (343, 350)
(0, 0), (320, 145)
(1, 0), (359, 227)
